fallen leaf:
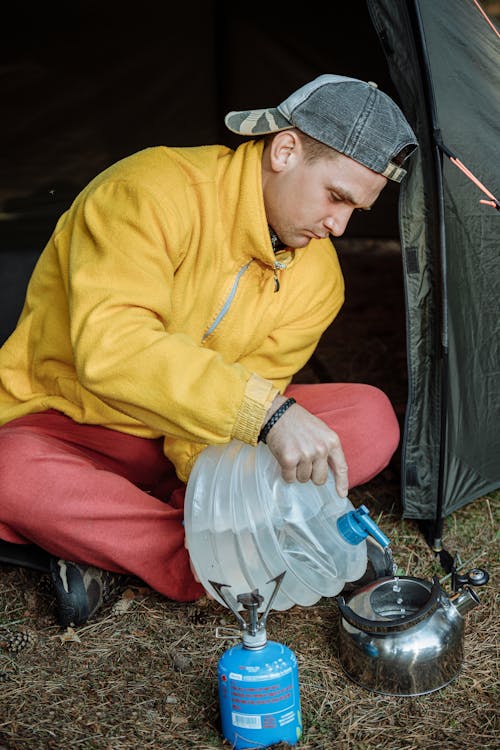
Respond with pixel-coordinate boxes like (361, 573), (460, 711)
(111, 597), (135, 615)
(171, 715), (188, 725)
(171, 651), (191, 672)
(59, 627), (81, 643)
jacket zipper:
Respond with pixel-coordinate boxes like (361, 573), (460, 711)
(202, 258), (286, 342)
(202, 261), (253, 342)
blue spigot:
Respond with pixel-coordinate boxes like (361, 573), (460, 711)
(337, 504), (390, 548)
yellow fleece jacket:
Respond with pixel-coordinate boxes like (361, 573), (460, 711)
(0, 140), (344, 481)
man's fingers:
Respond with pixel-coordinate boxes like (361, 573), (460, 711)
(329, 456), (349, 497)
(311, 459), (329, 486)
(265, 402), (350, 492)
(280, 465), (298, 483)
(296, 460), (313, 483)
(281, 457), (348, 492)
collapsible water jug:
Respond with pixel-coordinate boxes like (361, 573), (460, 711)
(185, 440), (390, 610)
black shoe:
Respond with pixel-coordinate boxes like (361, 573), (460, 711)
(49, 558), (123, 628)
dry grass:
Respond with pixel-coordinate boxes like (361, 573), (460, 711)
(0, 487), (497, 750)
(0, 240), (498, 749)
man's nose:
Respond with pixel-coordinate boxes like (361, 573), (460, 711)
(324, 206), (354, 237)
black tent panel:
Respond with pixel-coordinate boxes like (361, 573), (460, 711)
(368, 0), (500, 520)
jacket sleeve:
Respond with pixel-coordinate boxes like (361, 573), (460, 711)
(66, 179), (277, 445)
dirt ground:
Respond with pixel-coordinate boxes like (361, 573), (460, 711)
(0, 239), (498, 749)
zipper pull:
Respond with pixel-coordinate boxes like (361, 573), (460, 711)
(273, 269), (280, 292)
(273, 261), (286, 293)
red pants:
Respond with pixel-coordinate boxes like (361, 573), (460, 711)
(0, 383), (399, 601)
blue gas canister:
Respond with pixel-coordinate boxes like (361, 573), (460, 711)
(211, 575), (302, 749)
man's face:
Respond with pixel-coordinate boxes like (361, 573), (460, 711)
(263, 140), (388, 248)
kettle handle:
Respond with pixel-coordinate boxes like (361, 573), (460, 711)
(336, 576), (441, 634)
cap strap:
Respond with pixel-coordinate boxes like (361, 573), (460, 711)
(381, 162), (407, 183)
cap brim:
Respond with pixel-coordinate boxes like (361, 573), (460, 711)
(224, 107), (292, 136)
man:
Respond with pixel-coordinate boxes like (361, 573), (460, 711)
(0, 74), (417, 627)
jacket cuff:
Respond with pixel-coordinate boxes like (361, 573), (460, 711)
(232, 373), (278, 444)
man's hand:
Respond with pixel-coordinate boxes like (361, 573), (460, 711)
(263, 397), (349, 497)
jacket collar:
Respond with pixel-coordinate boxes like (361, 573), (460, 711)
(218, 139), (289, 268)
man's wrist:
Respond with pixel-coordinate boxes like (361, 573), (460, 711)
(263, 394), (288, 422)
(258, 397), (296, 443)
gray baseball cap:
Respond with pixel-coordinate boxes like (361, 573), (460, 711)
(225, 74), (417, 182)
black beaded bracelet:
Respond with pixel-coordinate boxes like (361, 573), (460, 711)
(258, 397), (296, 444)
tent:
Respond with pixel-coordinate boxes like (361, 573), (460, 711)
(0, 0), (498, 552)
(367, 0), (500, 548)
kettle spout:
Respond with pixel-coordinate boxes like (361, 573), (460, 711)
(450, 586), (481, 616)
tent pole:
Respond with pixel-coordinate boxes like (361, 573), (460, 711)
(408, 0), (451, 563)
(431, 130), (449, 556)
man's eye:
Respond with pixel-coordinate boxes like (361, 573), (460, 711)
(330, 193), (342, 202)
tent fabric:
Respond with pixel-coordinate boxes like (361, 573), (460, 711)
(368, 0), (500, 519)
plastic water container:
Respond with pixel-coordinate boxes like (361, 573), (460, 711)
(184, 440), (389, 611)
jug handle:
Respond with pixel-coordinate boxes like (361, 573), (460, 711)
(336, 576), (441, 634)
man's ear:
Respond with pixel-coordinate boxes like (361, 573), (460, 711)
(268, 131), (301, 172)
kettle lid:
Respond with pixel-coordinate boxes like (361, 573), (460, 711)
(337, 576), (442, 634)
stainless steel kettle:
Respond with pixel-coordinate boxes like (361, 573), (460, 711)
(336, 572), (485, 696)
